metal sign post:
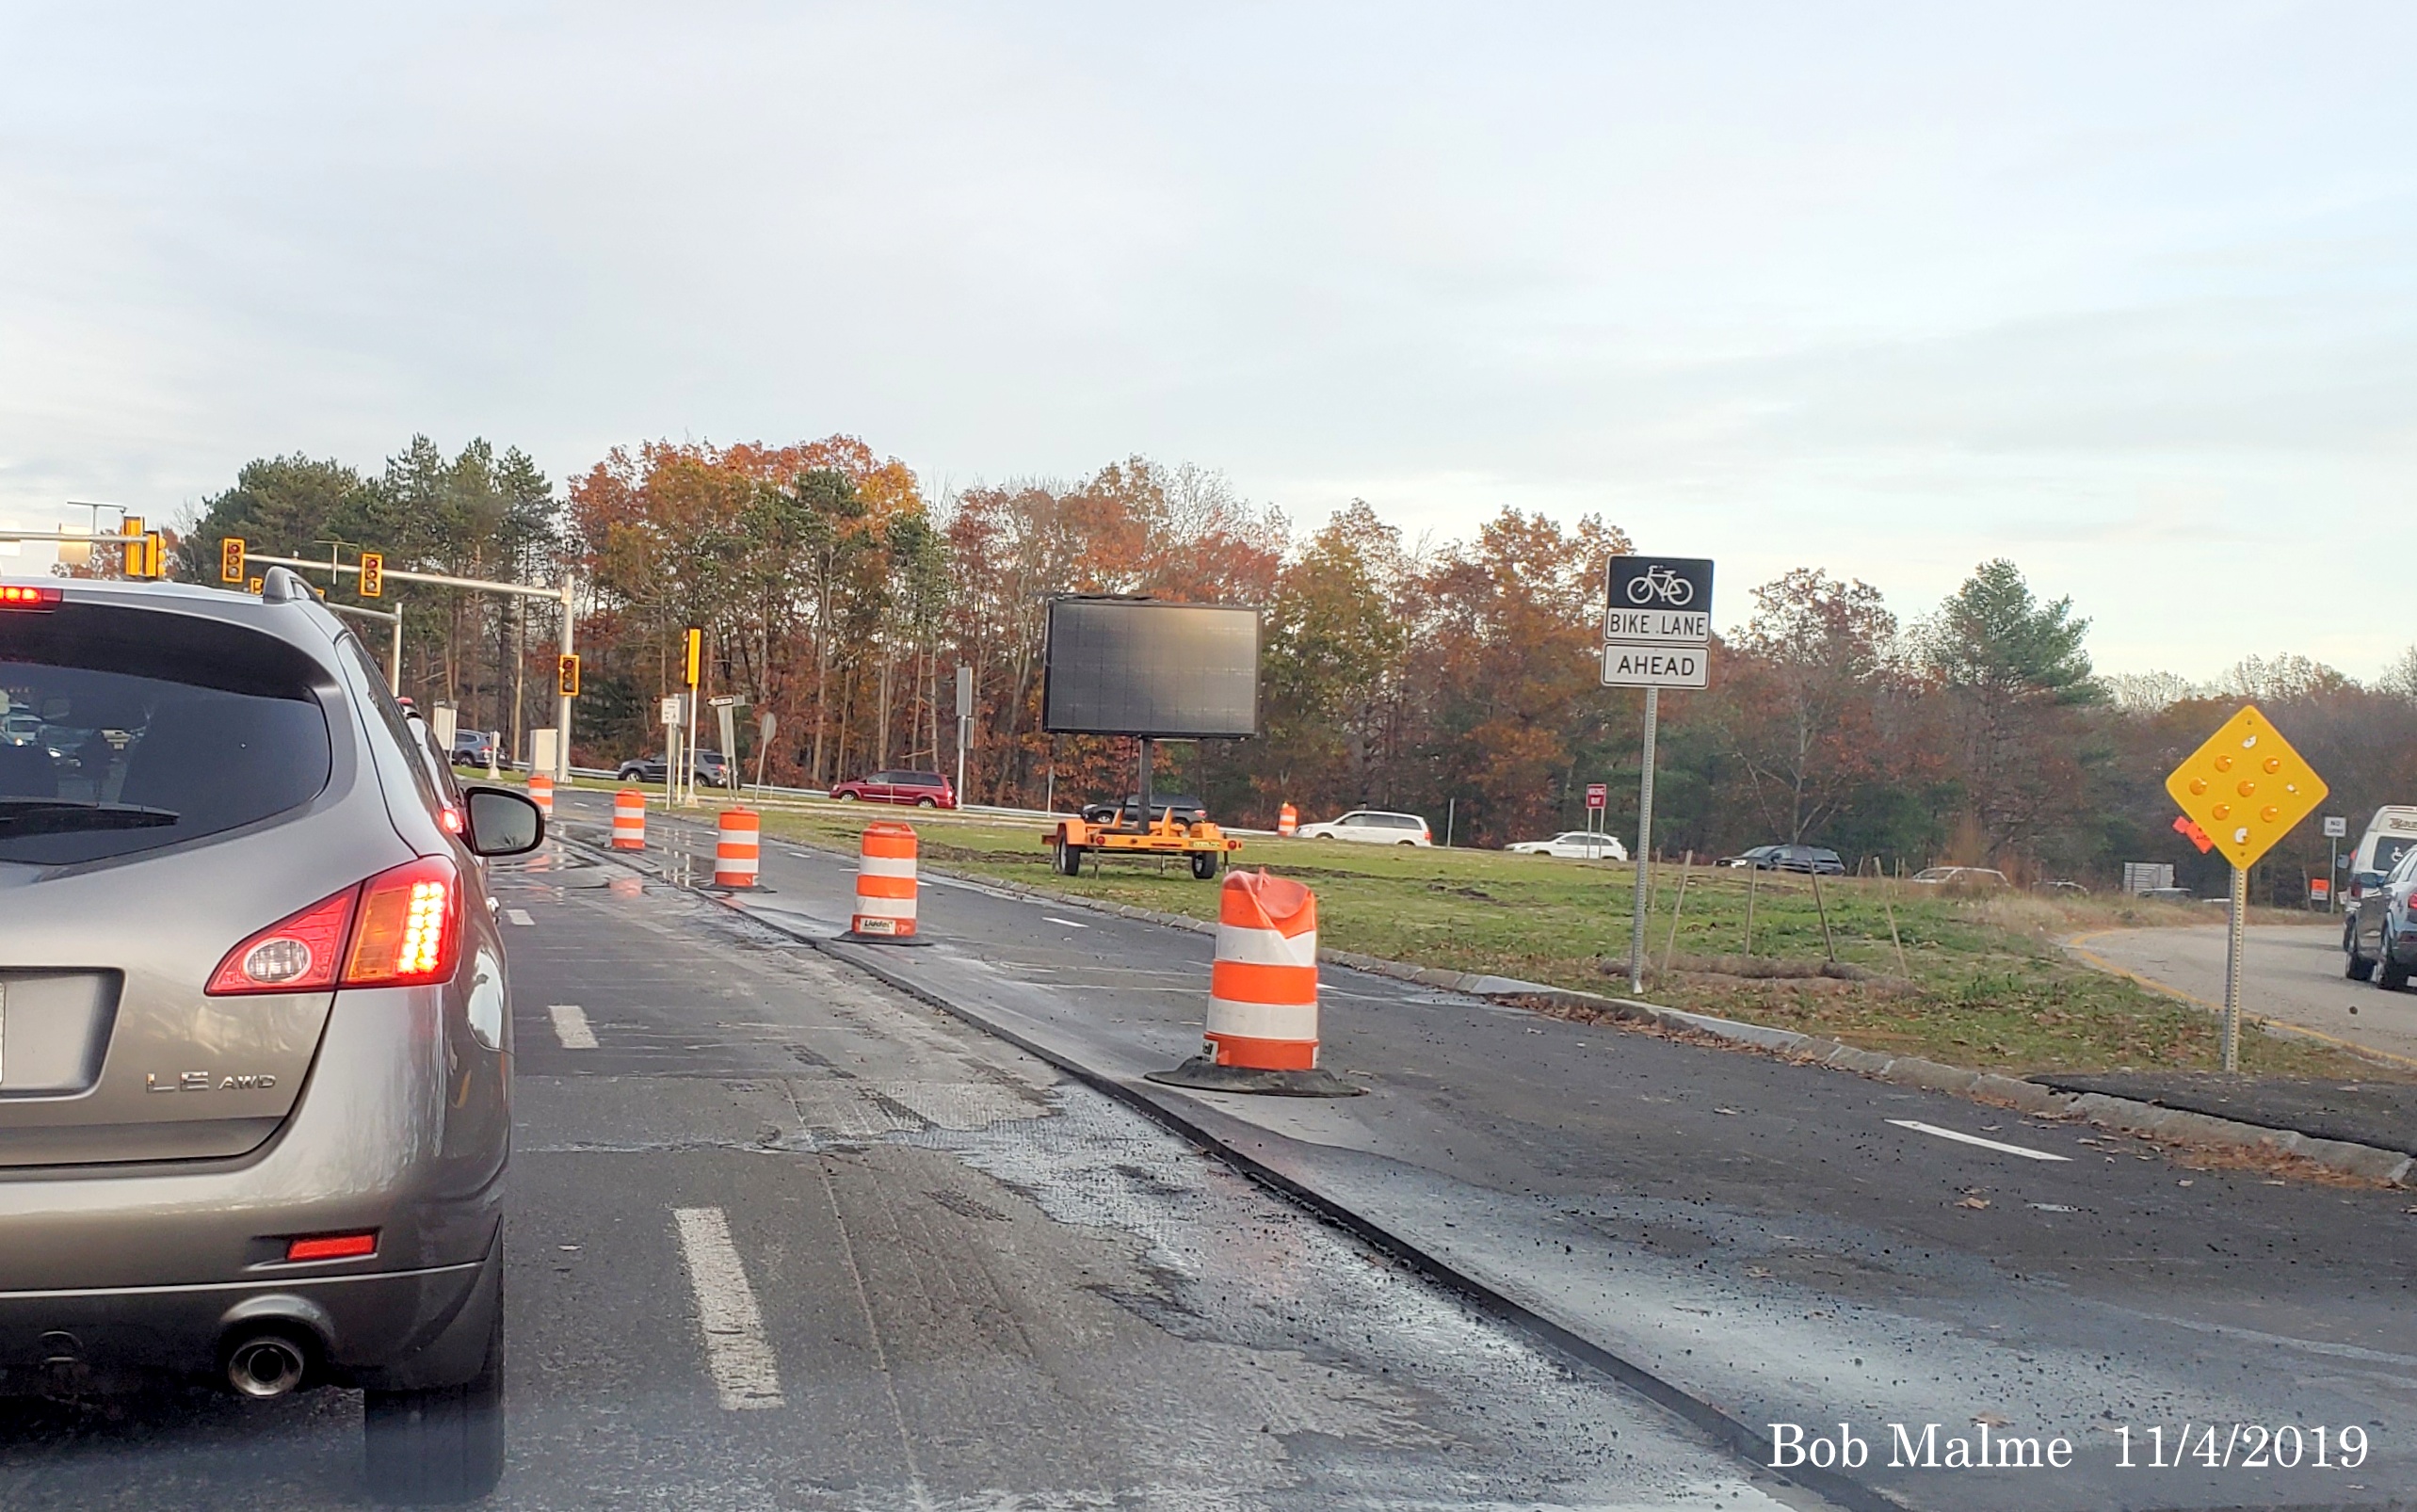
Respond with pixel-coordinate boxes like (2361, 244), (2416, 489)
(711, 695), (742, 795)
(2163, 705), (2328, 1072)
(1627, 688), (1659, 995)
(956, 665), (974, 804)
(1603, 555), (1715, 996)
(659, 696), (682, 809)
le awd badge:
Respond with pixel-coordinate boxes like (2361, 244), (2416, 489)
(147, 1070), (279, 1092)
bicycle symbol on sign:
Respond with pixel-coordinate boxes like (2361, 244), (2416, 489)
(1625, 565), (1695, 606)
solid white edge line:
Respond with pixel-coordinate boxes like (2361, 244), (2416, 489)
(546, 1004), (599, 1051)
(671, 1206), (786, 1410)
(1887, 1118), (2071, 1162)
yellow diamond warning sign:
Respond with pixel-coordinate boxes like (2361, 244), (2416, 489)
(2163, 705), (2327, 870)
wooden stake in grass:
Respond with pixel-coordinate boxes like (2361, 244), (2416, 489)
(1809, 863), (1837, 963)
(1743, 861), (1758, 956)
(1662, 850), (1693, 976)
(1880, 886), (1909, 978)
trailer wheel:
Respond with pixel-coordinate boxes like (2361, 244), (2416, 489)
(1055, 837), (1087, 877)
(1190, 850), (1220, 880)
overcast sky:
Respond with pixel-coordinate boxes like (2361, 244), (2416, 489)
(3, 3), (2409, 680)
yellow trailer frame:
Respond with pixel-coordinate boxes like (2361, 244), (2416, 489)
(1042, 813), (1242, 879)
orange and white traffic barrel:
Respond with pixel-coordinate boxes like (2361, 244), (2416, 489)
(611, 788), (647, 850)
(528, 772), (554, 817)
(1204, 869), (1320, 1069)
(1147, 869), (1361, 1096)
(847, 823), (919, 939)
(1278, 802), (1297, 837)
(713, 810), (761, 889)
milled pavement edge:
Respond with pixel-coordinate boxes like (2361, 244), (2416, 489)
(563, 812), (2417, 1194)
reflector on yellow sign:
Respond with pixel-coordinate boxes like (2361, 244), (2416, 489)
(2162, 704), (2327, 870)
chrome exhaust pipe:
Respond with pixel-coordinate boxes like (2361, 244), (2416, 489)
(225, 1334), (308, 1399)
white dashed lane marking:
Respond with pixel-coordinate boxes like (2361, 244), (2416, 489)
(547, 1004), (599, 1050)
(1887, 1118), (2071, 1163)
(671, 1206), (786, 1410)
(1043, 916), (1090, 929)
(506, 908), (536, 926)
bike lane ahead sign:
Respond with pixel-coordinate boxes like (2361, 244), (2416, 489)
(1603, 555), (1714, 688)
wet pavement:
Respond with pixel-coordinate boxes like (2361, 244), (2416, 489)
(578, 795), (2417, 1512)
(0, 841), (1811, 1511)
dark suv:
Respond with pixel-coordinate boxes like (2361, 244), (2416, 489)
(1722, 843), (1846, 875)
(2345, 844), (2417, 989)
(1081, 793), (1207, 828)
(830, 768), (957, 809)
(0, 571), (543, 1502)
(450, 728), (501, 769)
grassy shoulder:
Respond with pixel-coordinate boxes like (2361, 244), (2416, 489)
(736, 800), (2386, 1082)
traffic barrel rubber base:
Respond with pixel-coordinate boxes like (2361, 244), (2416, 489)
(836, 929), (934, 947)
(1145, 1056), (1364, 1098)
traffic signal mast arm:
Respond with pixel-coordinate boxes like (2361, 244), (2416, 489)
(243, 548), (579, 783)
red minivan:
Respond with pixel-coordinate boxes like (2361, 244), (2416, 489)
(830, 768), (958, 809)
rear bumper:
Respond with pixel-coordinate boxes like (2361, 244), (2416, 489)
(0, 1224), (497, 1391)
(0, 982), (508, 1382)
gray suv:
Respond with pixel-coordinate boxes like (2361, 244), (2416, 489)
(0, 571), (541, 1503)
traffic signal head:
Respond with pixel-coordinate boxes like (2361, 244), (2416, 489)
(557, 653), (581, 698)
(220, 537), (247, 584)
(358, 551), (384, 598)
(684, 626), (702, 687)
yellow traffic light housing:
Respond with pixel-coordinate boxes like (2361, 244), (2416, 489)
(219, 537), (247, 584)
(684, 626), (702, 688)
(557, 653), (581, 698)
(359, 551), (384, 598)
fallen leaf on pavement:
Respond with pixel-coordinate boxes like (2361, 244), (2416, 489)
(1958, 1196), (1990, 1210)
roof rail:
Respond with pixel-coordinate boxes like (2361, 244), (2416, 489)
(259, 565), (312, 603)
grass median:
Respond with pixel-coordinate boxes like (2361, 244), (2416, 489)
(620, 792), (2385, 1082)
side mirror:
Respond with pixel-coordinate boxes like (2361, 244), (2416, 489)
(461, 786), (545, 857)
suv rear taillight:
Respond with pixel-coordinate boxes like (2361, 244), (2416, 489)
(0, 584), (62, 610)
(207, 856), (463, 995)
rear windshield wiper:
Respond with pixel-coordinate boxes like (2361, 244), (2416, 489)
(0, 798), (181, 837)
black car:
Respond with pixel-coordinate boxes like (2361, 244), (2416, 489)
(1721, 843), (1845, 876)
(1080, 793), (1208, 828)
(617, 749), (733, 787)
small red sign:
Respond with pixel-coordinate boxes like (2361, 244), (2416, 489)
(2311, 877), (2330, 902)
(1585, 782), (1608, 811)
(2171, 814), (2214, 854)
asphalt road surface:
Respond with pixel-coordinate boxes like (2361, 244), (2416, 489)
(0, 842), (1808, 1511)
(2071, 921), (2417, 1066)
(579, 796), (2417, 1512)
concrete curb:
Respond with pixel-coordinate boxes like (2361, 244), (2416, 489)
(577, 817), (2417, 1190)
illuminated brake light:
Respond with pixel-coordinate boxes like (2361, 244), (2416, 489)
(286, 1231), (378, 1262)
(343, 855), (461, 987)
(207, 855), (462, 996)
(0, 584), (62, 609)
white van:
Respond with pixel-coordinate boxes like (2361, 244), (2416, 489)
(2346, 806), (2417, 909)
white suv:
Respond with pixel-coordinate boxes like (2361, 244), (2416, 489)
(1297, 810), (1433, 846)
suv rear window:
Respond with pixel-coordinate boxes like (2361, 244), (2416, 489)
(1, 602), (333, 865)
